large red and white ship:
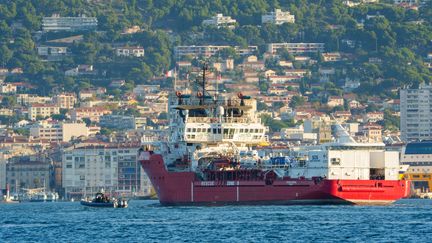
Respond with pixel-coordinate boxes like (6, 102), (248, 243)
(139, 65), (410, 206)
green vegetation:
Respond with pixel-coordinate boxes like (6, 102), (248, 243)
(261, 114), (295, 132)
(0, 0), (430, 98)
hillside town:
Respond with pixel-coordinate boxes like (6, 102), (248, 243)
(1, 0), (432, 199)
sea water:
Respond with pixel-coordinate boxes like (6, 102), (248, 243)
(1, 199), (431, 242)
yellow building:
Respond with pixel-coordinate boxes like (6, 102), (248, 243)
(401, 142), (432, 193)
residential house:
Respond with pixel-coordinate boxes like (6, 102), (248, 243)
(365, 112), (384, 123)
(327, 96), (344, 107)
(262, 9), (295, 25)
(115, 46), (145, 57)
(322, 52), (342, 62)
(333, 111), (352, 122)
(0, 83), (17, 94)
(358, 123), (383, 143)
(65, 65), (95, 76)
(70, 107), (112, 122)
(202, 14), (237, 29)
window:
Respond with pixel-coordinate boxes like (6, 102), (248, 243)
(331, 158), (341, 165)
(66, 163), (72, 168)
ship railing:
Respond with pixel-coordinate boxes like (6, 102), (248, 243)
(186, 117), (251, 123)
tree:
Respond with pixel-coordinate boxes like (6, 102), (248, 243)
(0, 45), (12, 67)
(289, 96), (305, 108)
(1, 96), (16, 108)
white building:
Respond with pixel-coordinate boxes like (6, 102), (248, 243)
(394, 0), (418, 6)
(37, 46), (68, 60)
(62, 144), (151, 199)
(116, 46), (145, 57)
(100, 115), (146, 130)
(400, 83), (432, 142)
(202, 14), (237, 29)
(262, 9), (295, 25)
(0, 83), (17, 94)
(42, 14), (98, 32)
(30, 122), (88, 142)
(174, 45), (258, 59)
(267, 43), (325, 54)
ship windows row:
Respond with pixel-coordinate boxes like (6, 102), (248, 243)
(186, 128), (264, 134)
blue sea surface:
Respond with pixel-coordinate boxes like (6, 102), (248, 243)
(1, 199), (431, 242)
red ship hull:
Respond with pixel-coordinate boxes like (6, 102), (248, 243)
(140, 152), (411, 206)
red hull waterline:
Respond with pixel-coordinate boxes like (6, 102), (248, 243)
(140, 152), (411, 206)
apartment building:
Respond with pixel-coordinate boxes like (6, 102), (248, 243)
(202, 14), (237, 29)
(400, 83), (432, 141)
(6, 157), (53, 192)
(70, 107), (112, 122)
(174, 45), (258, 59)
(267, 43), (325, 54)
(28, 104), (60, 120)
(53, 93), (76, 109)
(100, 115), (146, 130)
(17, 94), (52, 106)
(30, 122), (88, 142)
(62, 143), (151, 199)
(262, 9), (295, 25)
(42, 14), (98, 32)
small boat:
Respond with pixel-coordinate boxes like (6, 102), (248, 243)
(80, 192), (128, 208)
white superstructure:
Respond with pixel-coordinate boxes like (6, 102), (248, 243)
(289, 143), (400, 180)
